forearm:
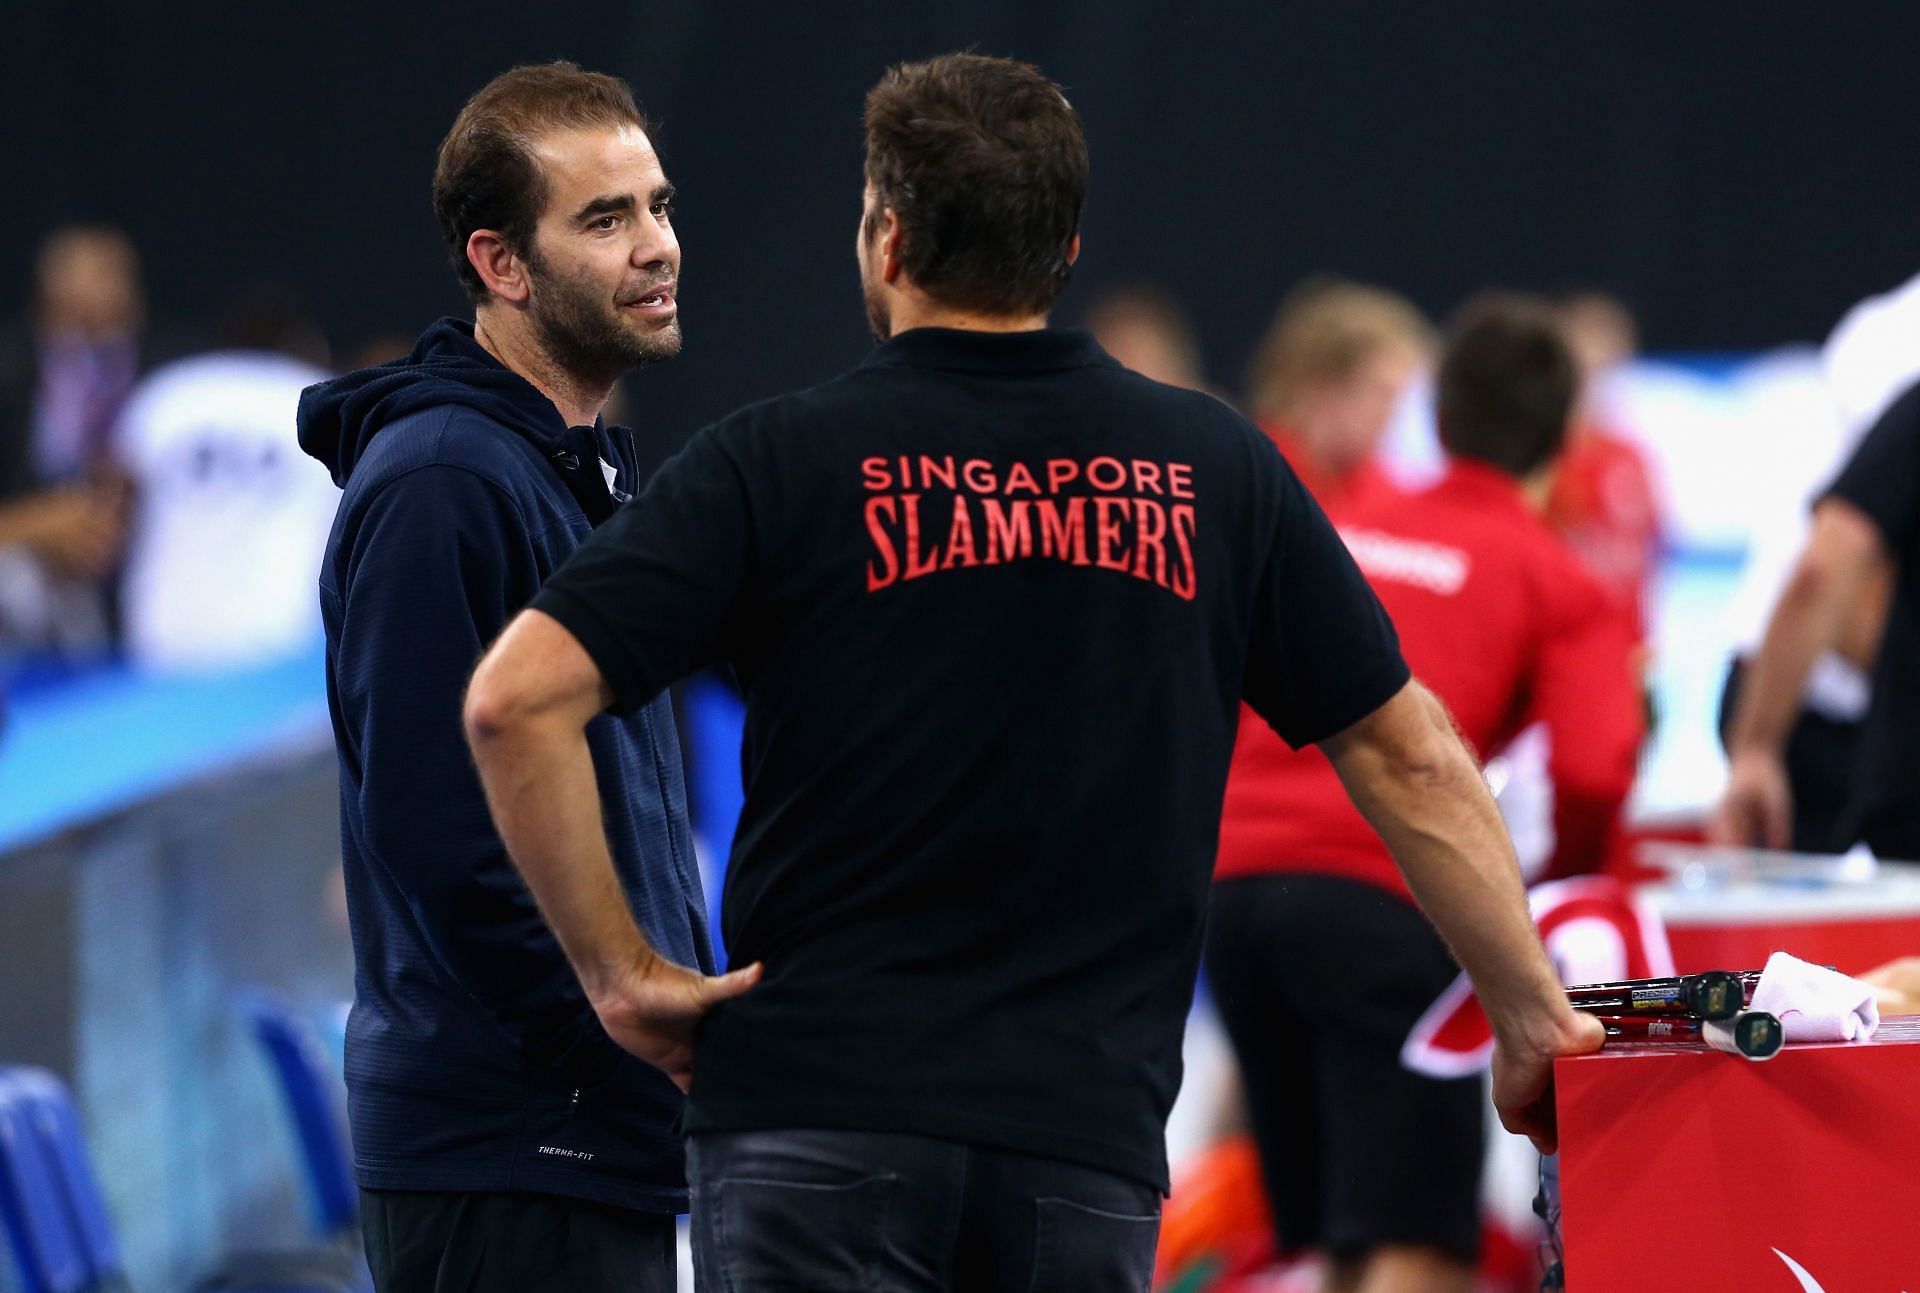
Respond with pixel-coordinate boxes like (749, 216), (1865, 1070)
(1728, 559), (1851, 755)
(1732, 500), (1886, 756)
(465, 705), (657, 999)
(1328, 687), (1570, 1038)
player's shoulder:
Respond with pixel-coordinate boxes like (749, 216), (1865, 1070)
(1089, 363), (1256, 434)
(1521, 515), (1616, 623)
(1454, 489), (1579, 577)
(703, 380), (836, 440)
(345, 405), (541, 511)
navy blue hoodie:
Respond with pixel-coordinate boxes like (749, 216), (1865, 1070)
(298, 319), (711, 1211)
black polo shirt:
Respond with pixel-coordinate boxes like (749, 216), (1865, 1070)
(1825, 378), (1920, 859)
(532, 326), (1407, 1188)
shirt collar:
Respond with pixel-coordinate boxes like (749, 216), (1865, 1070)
(860, 326), (1115, 375)
(1437, 456), (1533, 514)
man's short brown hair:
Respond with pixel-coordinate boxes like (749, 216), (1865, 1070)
(1436, 293), (1578, 478)
(1245, 278), (1432, 419)
(863, 53), (1088, 317)
(433, 62), (653, 304)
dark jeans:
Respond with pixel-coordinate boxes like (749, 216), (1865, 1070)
(360, 1188), (675, 1293)
(689, 1128), (1161, 1292)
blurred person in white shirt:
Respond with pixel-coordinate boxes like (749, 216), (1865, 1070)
(113, 286), (335, 672)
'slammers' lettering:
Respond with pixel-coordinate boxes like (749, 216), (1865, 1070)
(861, 455), (1198, 600)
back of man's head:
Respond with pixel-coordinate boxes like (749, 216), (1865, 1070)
(1436, 293), (1577, 479)
(433, 62), (652, 305)
(863, 53), (1087, 318)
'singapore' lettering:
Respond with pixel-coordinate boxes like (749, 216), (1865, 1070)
(861, 455), (1199, 601)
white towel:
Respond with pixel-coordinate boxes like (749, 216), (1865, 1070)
(1750, 951), (1880, 1043)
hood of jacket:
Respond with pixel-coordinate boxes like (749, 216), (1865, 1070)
(298, 317), (574, 486)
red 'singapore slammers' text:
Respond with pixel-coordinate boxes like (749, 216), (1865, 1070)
(861, 455), (1198, 600)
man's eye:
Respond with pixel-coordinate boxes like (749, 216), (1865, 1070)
(593, 215), (621, 230)
(650, 201), (675, 219)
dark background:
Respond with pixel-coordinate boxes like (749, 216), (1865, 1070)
(9, 0), (1918, 437)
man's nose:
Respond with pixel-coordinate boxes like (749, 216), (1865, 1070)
(633, 219), (679, 273)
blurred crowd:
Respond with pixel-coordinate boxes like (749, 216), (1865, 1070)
(1080, 277), (1666, 650)
(0, 228), (1666, 714)
(0, 227), (406, 709)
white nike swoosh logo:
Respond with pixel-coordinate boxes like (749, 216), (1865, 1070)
(1773, 1246), (1909, 1292)
(1775, 1249), (1825, 1293)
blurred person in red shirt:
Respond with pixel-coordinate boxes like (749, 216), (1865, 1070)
(1543, 292), (1665, 635)
(1244, 278), (1431, 518)
(1208, 294), (1644, 1293)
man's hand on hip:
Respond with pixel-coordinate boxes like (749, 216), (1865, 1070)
(587, 951), (763, 1091)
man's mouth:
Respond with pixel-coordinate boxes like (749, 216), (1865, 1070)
(623, 284), (677, 316)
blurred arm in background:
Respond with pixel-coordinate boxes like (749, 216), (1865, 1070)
(0, 483), (124, 580)
(1716, 496), (1889, 849)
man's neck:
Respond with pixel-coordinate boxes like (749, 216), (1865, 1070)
(39, 312), (135, 348)
(473, 312), (609, 428)
(1520, 464), (1558, 513)
(886, 295), (1049, 337)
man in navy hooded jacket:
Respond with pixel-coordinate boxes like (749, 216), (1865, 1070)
(296, 63), (745, 1291)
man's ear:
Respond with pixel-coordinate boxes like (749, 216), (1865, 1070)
(467, 229), (532, 304)
(1065, 233), (1081, 267)
(879, 209), (906, 284)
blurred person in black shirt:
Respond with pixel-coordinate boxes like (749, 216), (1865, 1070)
(464, 53), (1598, 1291)
(1718, 377), (1920, 861)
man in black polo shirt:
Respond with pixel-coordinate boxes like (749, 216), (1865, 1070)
(1718, 375), (1920, 857)
(464, 53), (1598, 1289)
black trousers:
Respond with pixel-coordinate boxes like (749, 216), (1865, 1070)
(689, 1128), (1161, 1292)
(360, 1188), (675, 1293)
(1204, 874), (1484, 1263)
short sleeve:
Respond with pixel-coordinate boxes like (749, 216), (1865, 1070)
(531, 425), (755, 714)
(1241, 455), (1410, 747)
(1824, 379), (1920, 552)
